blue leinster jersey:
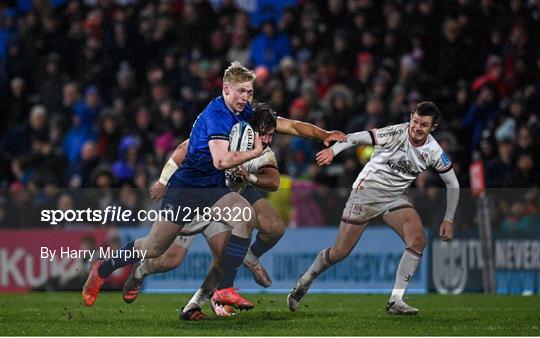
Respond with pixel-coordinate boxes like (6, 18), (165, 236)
(171, 96), (253, 187)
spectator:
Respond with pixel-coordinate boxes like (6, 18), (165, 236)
(2, 104), (49, 157)
(250, 19), (293, 71)
(485, 138), (515, 188)
(500, 199), (539, 233)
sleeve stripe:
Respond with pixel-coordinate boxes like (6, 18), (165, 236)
(369, 130), (377, 145)
(438, 165), (453, 174)
(209, 134), (229, 141)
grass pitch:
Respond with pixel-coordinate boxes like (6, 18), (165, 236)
(0, 292), (538, 336)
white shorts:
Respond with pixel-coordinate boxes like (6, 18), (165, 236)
(341, 188), (413, 225)
(173, 221), (232, 249)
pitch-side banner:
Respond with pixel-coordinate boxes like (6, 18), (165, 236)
(0, 229), (109, 292)
(119, 227), (429, 294)
(430, 233), (540, 295)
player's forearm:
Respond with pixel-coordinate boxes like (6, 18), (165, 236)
(250, 169), (279, 191)
(331, 131), (373, 156)
(158, 140), (188, 185)
(439, 169), (460, 223)
(216, 150), (260, 170)
(277, 117), (328, 141)
(171, 139), (189, 165)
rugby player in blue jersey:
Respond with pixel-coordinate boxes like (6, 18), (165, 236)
(82, 62), (345, 316)
(123, 103), (283, 319)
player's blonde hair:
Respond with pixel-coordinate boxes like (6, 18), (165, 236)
(223, 61), (256, 84)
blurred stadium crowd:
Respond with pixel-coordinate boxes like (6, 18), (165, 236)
(0, 0), (539, 231)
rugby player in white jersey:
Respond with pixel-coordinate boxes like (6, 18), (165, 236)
(287, 101), (460, 315)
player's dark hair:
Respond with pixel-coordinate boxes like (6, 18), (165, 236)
(250, 102), (277, 134)
(414, 101), (440, 124)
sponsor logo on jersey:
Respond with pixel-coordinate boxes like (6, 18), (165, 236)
(377, 129), (404, 138)
(398, 143), (406, 152)
(352, 204), (363, 214)
(419, 152), (429, 163)
(386, 160), (419, 176)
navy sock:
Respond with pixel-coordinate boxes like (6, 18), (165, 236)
(250, 232), (280, 258)
(97, 241), (141, 278)
(217, 235), (251, 289)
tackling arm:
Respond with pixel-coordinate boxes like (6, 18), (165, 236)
(238, 166), (280, 192)
(316, 131), (373, 166)
(276, 117), (346, 146)
(330, 131), (374, 156)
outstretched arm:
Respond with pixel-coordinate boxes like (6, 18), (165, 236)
(316, 131), (374, 166)
(438, 169), (460, 241)
(276, 117), (346, 146)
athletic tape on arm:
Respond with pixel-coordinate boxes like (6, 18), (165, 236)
(159, 158), (179, 185)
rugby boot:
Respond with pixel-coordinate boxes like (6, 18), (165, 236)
(243, 251), (272, 287)
(210, 298), (236, 317)
(180, 306), (208, 321)
(122, 263), (142, 304)
(287, 274), (310, 312)
(82, 260), (107, 307)
(386, 297), (419, 315)
(211, 287), (254, 310)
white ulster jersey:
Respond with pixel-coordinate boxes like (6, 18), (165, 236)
(353, 123), (452, 201)
(226, 146), (278, 192)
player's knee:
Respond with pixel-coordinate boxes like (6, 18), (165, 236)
(231, 200), (257, 227)
(409, 234), (426, 252)
(272, 216), (285, 238)
(142, 243), (169, 259)
(231, 221), (254, 238)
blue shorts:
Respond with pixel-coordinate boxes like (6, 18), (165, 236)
(241, 186), (265, 205)
(161, 184), (231, 227)
(161, 182), (265, 229)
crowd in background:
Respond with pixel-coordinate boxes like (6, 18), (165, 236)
(0, 0), (539, 232)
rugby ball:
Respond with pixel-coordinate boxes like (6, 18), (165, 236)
(229, 121), (255, 152)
